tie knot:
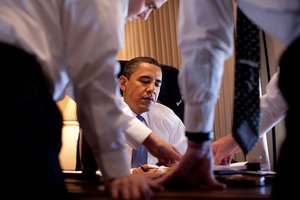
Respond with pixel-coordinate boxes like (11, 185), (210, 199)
(136, 115), (145, 122)
(136, 115), (148, 126)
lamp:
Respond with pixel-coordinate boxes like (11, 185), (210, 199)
(57, 95), (78, 122)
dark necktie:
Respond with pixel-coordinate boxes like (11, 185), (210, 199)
(131, 115), (148, 168)
(232, 8), (260, 155)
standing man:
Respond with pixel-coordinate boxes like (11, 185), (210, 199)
(0, 0), (168, 199)
(155, 1), (300, 198)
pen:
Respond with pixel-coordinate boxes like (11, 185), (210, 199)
(139, 164), (149, 172)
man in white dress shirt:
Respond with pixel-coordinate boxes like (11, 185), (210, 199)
(119, 56), (187, 166)
(154, 1), (300, 198)
(0, 0), (169, 199)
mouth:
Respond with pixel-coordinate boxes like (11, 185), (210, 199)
(141, 96), (154, 103)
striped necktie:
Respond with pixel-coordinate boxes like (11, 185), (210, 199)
(131, 115), (148, 168)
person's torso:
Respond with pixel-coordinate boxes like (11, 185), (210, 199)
(0, 0), (128, 100)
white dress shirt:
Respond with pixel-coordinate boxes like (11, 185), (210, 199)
(121, 101), (153, 149)
(0, 0), (131, 180)
(124, 102), (187, 165)
(260, 72), (287, 136)
(178, 0), (300, 134)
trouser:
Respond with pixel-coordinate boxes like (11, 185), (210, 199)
(272, 35), (300, 199)
(0, 42), (68, 199)
(75, 128), (99, 179)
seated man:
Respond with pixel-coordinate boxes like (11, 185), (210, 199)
(120, 60), (184, 121)
(119, 56), (187, 167)
(77, 56), (187, 177)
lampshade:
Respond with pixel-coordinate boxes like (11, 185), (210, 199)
(57, 95), (77, 121)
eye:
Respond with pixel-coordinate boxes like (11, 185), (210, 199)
(139, 78), (151, 84)
(155, 81), (161, 87)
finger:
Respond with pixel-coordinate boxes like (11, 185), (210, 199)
(171, 147), (182, 160)
(149, 179), (164, 191)
(198, 178), (227, 190)
(156, 158), (167, 166)
(208, 179), (227, 190)
(219, 155), (231, 165)
(131, 184), (141, 200)
(214, 152), (223, 165)
(110, 187), (119, 200)
(140, 180), (154, 199)
(225, 155), (232, 165)
(119, 185), (131, 200)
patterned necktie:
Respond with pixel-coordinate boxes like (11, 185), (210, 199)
(131, 115), (148, 168)
(232, 8), (260, 155)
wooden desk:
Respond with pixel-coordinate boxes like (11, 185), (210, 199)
(65, 174), (272, 200)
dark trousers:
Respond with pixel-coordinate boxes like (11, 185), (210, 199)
(75, 129), (99, 179)
(0, 42), (68, 199)
(272, 36), (300, 199)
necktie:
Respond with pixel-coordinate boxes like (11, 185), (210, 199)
(232, 8), (260, 155)
(131, 115), (148, 168)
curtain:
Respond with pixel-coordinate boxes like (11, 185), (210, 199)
(118, 0), (235, 145)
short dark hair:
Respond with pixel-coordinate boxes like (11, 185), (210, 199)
(122, 56), (161, 79)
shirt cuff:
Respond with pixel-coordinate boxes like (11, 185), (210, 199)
(98, 148), (131, 181)
(125, 117), (152, 148)
(184, 103), (215, 133)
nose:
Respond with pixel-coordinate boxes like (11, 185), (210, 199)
(147, 82), (156, 92)
(147, 82), (157, 93)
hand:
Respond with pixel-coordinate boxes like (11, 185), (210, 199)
(152, 140), (226, 190)
(143, 133), (182, 166)
(107, 174), (163, 200)
(132, 164), (170, 179)
(212, 134), (240, 165)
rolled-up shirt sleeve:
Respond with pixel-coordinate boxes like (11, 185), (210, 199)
(178, 0), (234, 132)
(260, 72), (288, 136)
(121, 102), (152, 148)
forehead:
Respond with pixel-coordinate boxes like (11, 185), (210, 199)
(132, 62), (162, 77)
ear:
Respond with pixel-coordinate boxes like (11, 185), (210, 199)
(119, 75), (127, 91)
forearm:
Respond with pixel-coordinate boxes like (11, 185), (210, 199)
(260, 72), (287, 136)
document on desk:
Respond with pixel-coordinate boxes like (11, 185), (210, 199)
(214, 161), (247, 175)
(214, 161), (276, 176)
